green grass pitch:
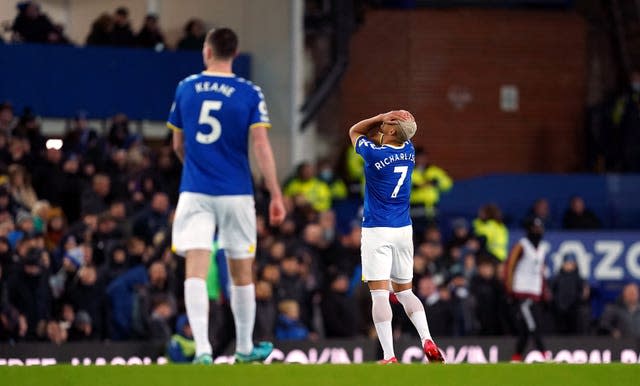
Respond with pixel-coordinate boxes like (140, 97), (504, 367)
(1, 363), (636, 386)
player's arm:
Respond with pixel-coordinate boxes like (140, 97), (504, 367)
(172, 129), (185, 163)
(348, 114), (383, 147)
(251, 125), (285, 225)
(503, 243), (523, 295)
(348, 110), (413, 146)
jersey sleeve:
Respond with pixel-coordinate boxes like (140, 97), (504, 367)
(249, 86), (272, 129)
(167, 82), (184, 131)
(354, 135), (375, 162)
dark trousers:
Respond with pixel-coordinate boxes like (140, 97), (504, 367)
(514, 298), (546, 355)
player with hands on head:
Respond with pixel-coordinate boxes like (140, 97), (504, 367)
(168, 27), (285, 365)
(349, 110), (445, 364)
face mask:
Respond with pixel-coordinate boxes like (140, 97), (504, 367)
(527, 232), (542, 246)
(632, 82), (640, 93)
(319, 170), (333, 181)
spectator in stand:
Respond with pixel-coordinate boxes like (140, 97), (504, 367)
(524, 198), (555, 230)
(474, 203), (509, 262)
(68, 310), (93, 341)
(316, 159), (348, 204)
(562, 195), (602, 230)
(0, 102), (15, 134)
(550, 253), (590, 334)
(447, 265), (474, 336)
(106, 262), (147, 340)
(7, 136), (31, 167)
(33, 146), (65, 208)
(275, 299), (309, 341)
(11, 1), (60, 44)
(136, 14), (165, 50)
(7, 247), (51, 340)
(132, 262), (176, 341)
(132, 191), (170, 245)
(610, 70), (640, 172)
(469, 254), (506, 335)
(30, 199), (50, 233)
(599, 282), (640, 339)
(63, 112), (100, 158)
(92, 213), (123, 267)
(43, 207), (65, 250)
(504, 217), (548, 362)
(0, 186), (19, 218)
(284, 161), (332, 212)
(446, 218), (472, 251)
(177, 19), (206, 51)
(254, 280), (276, 341)
(66, 265), (105, 339)
(80, 173), (111, 216)
(111, 7), (136, 47)
(8, 163), (38, 211)
(12, 110), (45, 160)
(414, 276), (455, 336)
(85, 13), (113, 46)
(58, 155), (84, 223)
(1, 259), (27, 342)
(98, 243), (129, 286)
(155, 146), (181, 205)
(45, 318), (67, 344)
(321, 273), (358, 338)
(277, 255), (307, 305)
(107, 113), (132, 150)
(409, 147), (453, 230)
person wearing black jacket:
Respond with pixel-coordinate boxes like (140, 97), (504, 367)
(470, 255), (507, 335)
(550, 253), (588, 334)
(111, 7), (135, 47)
(321, 274), (358, 338)
(6, 247), (51, 340)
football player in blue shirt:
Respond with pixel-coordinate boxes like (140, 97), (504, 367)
(168, 27), (285, 364)
(349, 110), (444, 364)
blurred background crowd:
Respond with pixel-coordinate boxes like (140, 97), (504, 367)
(0, 100), (637, 348)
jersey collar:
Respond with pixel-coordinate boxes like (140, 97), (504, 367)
(382, 141), (407, 149)
(201, 71), (235, 77)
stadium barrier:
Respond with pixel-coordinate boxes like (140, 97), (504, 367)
(1, 337), (639, 365)
(438, 174), (640, 229)
(0, 43), (251, 121)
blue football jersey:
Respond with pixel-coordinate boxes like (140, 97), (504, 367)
(167, 71), (271, 196)
(355, 135), (415, 228)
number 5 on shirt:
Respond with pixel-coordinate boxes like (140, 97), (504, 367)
(391, 166), (408, 198)
(196, 100), (222, 144)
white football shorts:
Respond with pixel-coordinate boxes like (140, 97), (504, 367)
(172, 192), (256, 259)
(361, 225), (414, 284)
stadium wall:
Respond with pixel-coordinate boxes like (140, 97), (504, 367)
(1, 337), (638, 365)
(335, 8), (587, 178)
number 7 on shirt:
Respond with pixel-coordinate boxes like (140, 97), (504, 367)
(391, 166), (408, 198)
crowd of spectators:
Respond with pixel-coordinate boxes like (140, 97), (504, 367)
(4, 1), (206, 51)
(0, 100), (636, 349)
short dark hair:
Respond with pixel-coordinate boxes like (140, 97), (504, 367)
(115, 7), (128, 16)
(205, 27), (238, 59)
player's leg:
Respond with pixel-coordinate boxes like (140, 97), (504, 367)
(529, 301), (547, 354)
(217, 195), (269, 362)
(185, 249), (213, 360)
(368, 279), (396, 362)
(390, 226), (443, 362)
(362, 227), (395, 362)
(227, 257), (257, 356)
(514, 299), (534, 360)
(173, 192), (216, 363)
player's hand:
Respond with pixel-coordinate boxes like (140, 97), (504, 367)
(381, 110), (413, 123)
(269, 196), (286, 226)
